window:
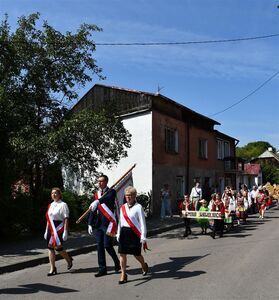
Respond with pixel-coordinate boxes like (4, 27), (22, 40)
(224, 141), (230, 157)
(165, 127), (178, 153)
(217, 139), (223, 159)
(199, 139), (208, 159)
(217, 139), (230, 159)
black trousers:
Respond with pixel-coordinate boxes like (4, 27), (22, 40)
(213, 219), (224, 236)
(184, 218), (191, 234)
(95, 226), (120, 272)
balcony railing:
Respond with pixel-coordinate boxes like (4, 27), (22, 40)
(223, 156), (245, 173)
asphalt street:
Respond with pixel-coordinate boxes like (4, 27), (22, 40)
(1, 207), (279, 300)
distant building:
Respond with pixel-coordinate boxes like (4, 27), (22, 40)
(243, 163), (262, 188)
(69, 84), (243, 215)
(250, 147), (279, 168)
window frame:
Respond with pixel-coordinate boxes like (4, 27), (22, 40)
(198, 138), (208, 159)
(165, 127), (178, 154)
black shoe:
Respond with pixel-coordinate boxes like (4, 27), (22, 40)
(142, 263), (149, 276)
(95, 270), (107, 277)
(115, 265), (121, 273)
(67, 256), (74, 270)
(183, 231), (188, 237)
(210, 232), (215, 239)
(47, 267), (57, 276)
(118, 273), (128, 284)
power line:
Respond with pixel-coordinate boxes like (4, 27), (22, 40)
(208, 70), (279, 117)
(1, 33), (278, 46)
(95, 33), (279, 46)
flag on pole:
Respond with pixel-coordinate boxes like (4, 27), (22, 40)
(114, 170), (134, 219)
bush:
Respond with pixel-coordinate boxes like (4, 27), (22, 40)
(62, 191), (91, 230)
(136, 191), (152, 218)
(1, 188), (92, 239)
(1, 192), (43, 238)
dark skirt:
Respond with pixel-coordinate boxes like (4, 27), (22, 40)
(46, 220), (64, 251)
(118, 227), (141, 256)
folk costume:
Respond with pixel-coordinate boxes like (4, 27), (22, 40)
(117, 202), (147, 256)
(197, 205), (209, 234)
(256, 190), (267, 219)
(88, 187), (120, 275)
(223, 196), (235, 231)
(46, 200), (69, 251)
(183, 197), (194, 237)
(236, 196), (247, 224)
(210, 200), (225, 238)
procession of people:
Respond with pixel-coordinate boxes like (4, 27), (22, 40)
(180, 183), (273, 239)
(44, 175), (274, 284)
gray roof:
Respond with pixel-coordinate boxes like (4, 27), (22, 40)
(258, 149), (279, 161)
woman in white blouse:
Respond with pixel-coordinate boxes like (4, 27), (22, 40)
(117, 186), (149, 284)
(44, 187), (73, 276)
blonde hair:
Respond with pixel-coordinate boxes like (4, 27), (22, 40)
(124, 186), (137, 196)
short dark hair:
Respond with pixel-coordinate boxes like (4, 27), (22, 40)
(99, 174), (109, 182)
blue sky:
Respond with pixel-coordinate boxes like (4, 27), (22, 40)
(1, 0), (279, 148)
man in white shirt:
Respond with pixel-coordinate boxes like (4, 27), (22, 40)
(250, 186), (258, 214)
(190, 182), (202, 210)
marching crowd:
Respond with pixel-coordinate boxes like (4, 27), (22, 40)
(43, 176), (274, 284)
(179, 183), (273, 239)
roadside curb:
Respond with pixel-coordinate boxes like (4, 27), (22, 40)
(0, 220), (184, 275)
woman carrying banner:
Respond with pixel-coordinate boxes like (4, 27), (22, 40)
(181, 194), (194, 237)
(210, 193), (225, 239)
(116, 186), (149, 284)
(44, 187), (73, 276)
(197, 199), (209, 235)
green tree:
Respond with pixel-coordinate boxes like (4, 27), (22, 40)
(261, 164), (279, 184)
(0, 13), (131, 235)
(236, 141), (279, 184)
(236, 141), (273, 160)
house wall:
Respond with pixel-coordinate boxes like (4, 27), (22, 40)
(98, 111), (153, 198)
(253, 158), (279, 168)
(152, 110), (187, 214)
(189, 127), (219, 169)
(151, 110), (234, 213)
(188, 127), (224, 194)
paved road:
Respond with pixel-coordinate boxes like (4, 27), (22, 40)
(1, 208), (279, 299)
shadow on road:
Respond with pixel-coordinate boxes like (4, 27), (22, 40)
(70, 266), (99, 274)
(128, 255), (208, 286)
(0, 283), (79, 295)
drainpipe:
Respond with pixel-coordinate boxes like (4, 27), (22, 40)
(234, 139), (240, 190)
(186, 121), (190, 193)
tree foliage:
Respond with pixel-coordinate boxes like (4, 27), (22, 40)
(236, 141), (273, 160)
(236, 141), (278, 184)
(0, 13), (131, 203)
(261, 164), (279, 184)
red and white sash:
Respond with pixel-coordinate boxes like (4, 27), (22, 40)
(46, 204), (64, 248)
(95, 191), (117, 237)
(121, 204), (141, 239)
